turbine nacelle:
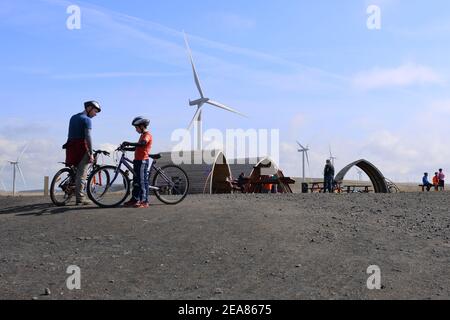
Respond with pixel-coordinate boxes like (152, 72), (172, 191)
(189, 98), (209, 106)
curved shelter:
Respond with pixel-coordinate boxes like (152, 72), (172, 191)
(154, 151), (294, 194)
(334, 159), (389, 193)
(155, 150), (224, 194)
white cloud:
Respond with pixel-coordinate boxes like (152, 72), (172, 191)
(353, 63), (443, 90)
(210, 13), (256, 30)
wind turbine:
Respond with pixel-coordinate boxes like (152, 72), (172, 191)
(329, 145), (337, 166)
(357, 169), (363, 182)
(296, 141), (310, 183)
(0, 163), (7, 192)
(183, 31), (246, 151)
(8, 145), (28, 196)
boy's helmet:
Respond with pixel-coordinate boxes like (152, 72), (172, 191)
(84, 101), (101, 112)
(132, 116), (150, 127)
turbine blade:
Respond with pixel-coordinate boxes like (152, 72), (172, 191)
(329, 145), (333, 158)
(183, 32), (205, 98)
(296, 141), (306, 150)
(206, 100), (247, 117)
(17, 144), (29, 162)
(17, 165), (27, 187)
(306, 151), (310, 168)
(187, 106), (202, 131)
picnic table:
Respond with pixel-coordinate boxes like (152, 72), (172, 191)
(305, 182), (372, 193)
(309, 182), (324, 193)
(228, 176), (295, 194)
(249, 176), (295, 193)
(341, 185), (372, 193)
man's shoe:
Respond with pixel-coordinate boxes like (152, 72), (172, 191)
(124, 200), (138, 207)
(76, 200), (92, 206)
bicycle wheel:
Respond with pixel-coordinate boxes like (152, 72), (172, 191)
(88, 168), (111, 198)
(87, 165), (130, 208)
(50, 168), (75, 206)
(152, 165), (189, 205)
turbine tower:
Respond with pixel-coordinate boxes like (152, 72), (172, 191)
(296, 141), (310, 183)
(329, 145), (337, 166)
(183, 32), (246, 151)
(0, 163), (7, 192)
(357, 170), (363, 182)
(8, 145), (28, 196)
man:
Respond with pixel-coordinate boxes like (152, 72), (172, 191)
(64, 101), (101, 205)
(323, 159), (335, 193)
(438, 169), (446, 191)
(422, 172), (433, 192)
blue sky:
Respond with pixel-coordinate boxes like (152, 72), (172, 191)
(1, 0), (450, 190)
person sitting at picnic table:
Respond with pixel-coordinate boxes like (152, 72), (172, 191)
(237, 172), (246, 193)
(433, 172), (440, 191)
(422, 173), (433, 192)
(261, 175), (272, 194)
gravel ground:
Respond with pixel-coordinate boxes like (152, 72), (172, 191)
(0, 193), (449, 300)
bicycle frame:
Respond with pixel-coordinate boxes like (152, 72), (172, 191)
(107, 151), (181, 193)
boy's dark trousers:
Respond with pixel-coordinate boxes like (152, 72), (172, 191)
(132, 159), (150, 203)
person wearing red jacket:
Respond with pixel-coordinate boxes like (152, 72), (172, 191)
(122, 117), (153, 209)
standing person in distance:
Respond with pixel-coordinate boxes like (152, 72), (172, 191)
(323, 159), (335, 193)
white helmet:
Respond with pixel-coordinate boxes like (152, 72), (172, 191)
(84, 100), (101, 112)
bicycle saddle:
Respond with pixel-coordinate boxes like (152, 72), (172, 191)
(149, 154), (161, 160)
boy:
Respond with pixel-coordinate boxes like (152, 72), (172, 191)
(433, 172), (439, 191)
(122, 117), (153, 208)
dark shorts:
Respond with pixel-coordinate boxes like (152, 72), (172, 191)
(439, 180), (445, 187)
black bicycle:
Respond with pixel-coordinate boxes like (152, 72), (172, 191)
(86, 145), (189, 208)
(50, 150), (111, 206)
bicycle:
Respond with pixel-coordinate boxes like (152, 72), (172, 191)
(86, 145), (189, 208)
(50, 150), (111, 206)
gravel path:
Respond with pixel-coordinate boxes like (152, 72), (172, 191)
(0, 193), (449, 300)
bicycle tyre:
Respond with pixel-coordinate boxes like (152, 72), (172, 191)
(87, 165), (131, 208)
(50, 168), (75, 207)
(88, 168), (111, 198)
(152, 165), (189, 205)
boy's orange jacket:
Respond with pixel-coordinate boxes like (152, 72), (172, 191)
(433, 176), (439, 185)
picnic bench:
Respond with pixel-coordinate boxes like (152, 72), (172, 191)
(342, 185), (372, 193)
(248, 176), (295, 193)
(304, 182), (371, 193)
(310, 182), (324, 193)
(419, 184), (438, 192)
